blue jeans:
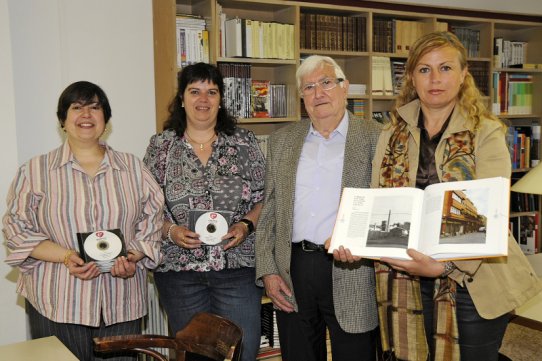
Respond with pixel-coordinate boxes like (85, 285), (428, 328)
(420, 278), (509, 361)
(154, 267), (262, 361)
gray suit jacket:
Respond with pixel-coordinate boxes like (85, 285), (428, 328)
(255, 113), (381, 333)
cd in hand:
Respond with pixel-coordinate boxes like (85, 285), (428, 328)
(83, 230), (123, 261)
(195, 211), (228, 245)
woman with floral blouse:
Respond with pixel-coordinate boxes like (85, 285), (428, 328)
(143, 63), (265, 361)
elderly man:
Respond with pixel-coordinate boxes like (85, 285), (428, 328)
(256, 55), (382, 361)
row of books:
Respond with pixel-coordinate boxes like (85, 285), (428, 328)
(373, 18), (426, 54)
(511, 172), (540, 213)
(372, 111), (392, 124)
(510, 212), (540, 255)
(218, 63), (292, 119)
(492, 72), (533, 115)
(348, 83), (367, 96)
(468, 61), (490, 96)
(347, 99), (366, 119)
(300, 13), (367, 52)
(494, 38), (528, 69)
(371, 57), (406, 96)
(218, 6), (294, 60)
(176, 14), (210, 68)
(506, 124), (541, 170)
(258, 302), (280, 360)
(449, 26), (481, 58)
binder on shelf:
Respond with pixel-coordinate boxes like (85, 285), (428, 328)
(225, 18), (243, 58)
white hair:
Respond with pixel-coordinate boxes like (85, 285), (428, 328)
(296, 55), (347, 92)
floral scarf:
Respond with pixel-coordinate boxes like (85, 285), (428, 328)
(377, 118), (475, 361)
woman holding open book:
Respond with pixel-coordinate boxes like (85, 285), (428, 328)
(335, 32), (541, 360)
(371, 31), (542, 361)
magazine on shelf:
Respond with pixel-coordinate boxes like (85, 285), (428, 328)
(328, 177), (510, 261)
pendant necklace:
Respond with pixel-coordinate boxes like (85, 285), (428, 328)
(185, 131), (216, 151)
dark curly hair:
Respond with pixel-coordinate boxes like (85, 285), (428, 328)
(164, 63), (237, 136)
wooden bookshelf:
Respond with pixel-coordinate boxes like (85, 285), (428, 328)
(151, 0), (542, 355)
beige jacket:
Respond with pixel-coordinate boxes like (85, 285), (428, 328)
(371, 99), (542, 319)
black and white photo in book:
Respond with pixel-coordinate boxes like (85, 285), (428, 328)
(329, 177), (510, 261)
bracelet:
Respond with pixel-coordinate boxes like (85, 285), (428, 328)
(166, 223), (177, 242)
(63, 249), (76, 267)
(238, 218), (255, 234)
(440, 261), (457, 278)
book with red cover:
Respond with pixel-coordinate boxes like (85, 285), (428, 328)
(251, 80), (271, 118)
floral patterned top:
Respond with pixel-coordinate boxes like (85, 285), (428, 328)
(143, 128), (265, 272)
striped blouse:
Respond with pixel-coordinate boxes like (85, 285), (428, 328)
(3, 141), (164, 326)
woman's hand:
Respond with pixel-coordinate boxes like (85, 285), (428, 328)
(65, 252), (101, 280)
(110, 252), (141, 279)
(169, 225), (202, 249)
(380, 249), (445, 278)
(223, 222), (249, 250)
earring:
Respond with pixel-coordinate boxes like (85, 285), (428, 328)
(101, 124), (111, 137)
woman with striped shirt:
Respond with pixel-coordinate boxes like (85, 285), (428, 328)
(3, 81), (164, 361)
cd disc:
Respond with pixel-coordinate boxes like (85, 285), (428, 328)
(195, 211), (228, 245)
(83, 230), (123, 261)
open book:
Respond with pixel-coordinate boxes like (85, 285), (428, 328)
(329, 177), (510, 261)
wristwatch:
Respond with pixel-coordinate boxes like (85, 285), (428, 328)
(440, 261), (457, 278)
(239, 218), (255, 234)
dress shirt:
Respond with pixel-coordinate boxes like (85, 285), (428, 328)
(3, 141), (164, 326)
(292, 112), (348, 245)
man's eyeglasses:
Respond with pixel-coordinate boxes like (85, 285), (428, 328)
(300, 78), (344, 96)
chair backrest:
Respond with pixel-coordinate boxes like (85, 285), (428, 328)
(175, 312), (243, 361)
(93, 312), (243, 361)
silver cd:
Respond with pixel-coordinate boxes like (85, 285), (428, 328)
(83, 230), (123, 261)
(195, 211), (229, 245)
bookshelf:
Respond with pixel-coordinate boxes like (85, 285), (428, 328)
(151, 0), (542, 353)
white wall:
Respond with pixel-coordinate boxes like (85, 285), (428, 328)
(371, 0), (542, 16)
(0, 0), (26, 346)
(1, 0), (156, 345)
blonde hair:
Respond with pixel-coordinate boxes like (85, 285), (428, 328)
(392, 31), (503, 130)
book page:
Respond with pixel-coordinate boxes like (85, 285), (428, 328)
(418, 177), (510, 260)
(329, 187), (424, 259)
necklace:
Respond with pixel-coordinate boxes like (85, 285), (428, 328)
(185, 131), (216, 151)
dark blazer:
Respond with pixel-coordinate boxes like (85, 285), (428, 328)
(256, 112), (381, 333)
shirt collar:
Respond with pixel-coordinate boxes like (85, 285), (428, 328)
(50, 140), (126, 172)
(308, 111), (349, 140)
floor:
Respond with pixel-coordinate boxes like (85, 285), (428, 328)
(260, 317), (542, 361)
(499, 318), (542, 361)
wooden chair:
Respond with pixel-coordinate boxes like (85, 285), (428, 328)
(93, 312), (243, 361)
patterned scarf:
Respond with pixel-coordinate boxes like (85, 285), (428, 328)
(377, 118), (475, 361)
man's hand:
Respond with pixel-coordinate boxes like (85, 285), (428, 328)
(325, 238), (362, 263)
(380, 249), (445, 277)
(263, 274), (295, 313)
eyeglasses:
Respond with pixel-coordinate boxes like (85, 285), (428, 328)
(300, 78), (344, 96)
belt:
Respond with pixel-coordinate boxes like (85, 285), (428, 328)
(292, 240), (326, 252)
